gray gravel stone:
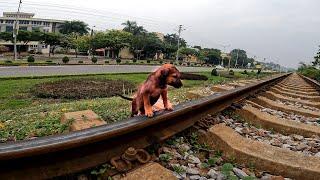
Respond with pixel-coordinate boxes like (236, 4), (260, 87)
(190, 175), (201, 180)
(186, 167), (200, 175)
(233, 167), (248, 178)
(207, 169), (218, 179)
(188, 155), (201, 164)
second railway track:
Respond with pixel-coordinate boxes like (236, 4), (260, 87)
(1, 72), (320, 179)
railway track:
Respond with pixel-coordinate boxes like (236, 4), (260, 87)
(1, 72), (320, 179)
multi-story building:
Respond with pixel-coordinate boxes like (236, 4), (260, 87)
(0, 12), (64, 54)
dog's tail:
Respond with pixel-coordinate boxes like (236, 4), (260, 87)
(115, 93), (133, 101)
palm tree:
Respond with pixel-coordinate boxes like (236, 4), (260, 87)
(121, 20), (147, 35)
(59, 21), (89, 35)
(121, 20), (137, 34)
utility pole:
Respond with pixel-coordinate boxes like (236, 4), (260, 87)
(175, 25), (185, 61)
(89, 25), (95, 58)
(220, 44), (230, 65)
(235, 49), (239, 68)
(13, 0), (22, 61)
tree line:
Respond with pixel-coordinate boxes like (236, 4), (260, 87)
(0, 20), (255, 68)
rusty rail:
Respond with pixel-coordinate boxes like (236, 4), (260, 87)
(299, 73), (320, 90)
(0, 73), (290, 179)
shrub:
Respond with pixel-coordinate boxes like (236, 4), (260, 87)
(125, 61), (129, 64)
(243, 70), (248, 74)
(91, 57), (98, 64)
(181, 73), (208, 80)
(46, 60), (53, 63)
(105, 60), (109, 64)
(211, 68), (219, 76)
(4, 60), (12, 64)
(179, 62), (182, 65)
(229, 70), (234, 75)
(133, 59), (137, 63)
(187, 62), (190, 66)
(62, 56), (69, 64)
(147, 60), (150, 63)
(140, 61), (144, 64)
(78, 60), (83, 64)
(159, 60), (163, 64)
(116, 58), (121, 64)
(27, 56), (35, 63)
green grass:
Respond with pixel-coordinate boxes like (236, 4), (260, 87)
(0, 71), (272, 141)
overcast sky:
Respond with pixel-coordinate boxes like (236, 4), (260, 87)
(1, 0), (320, 68)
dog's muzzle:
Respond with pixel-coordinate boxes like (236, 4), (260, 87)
(172, 79), (183, 88)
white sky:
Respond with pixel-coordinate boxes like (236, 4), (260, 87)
(1, 0), (320, 68)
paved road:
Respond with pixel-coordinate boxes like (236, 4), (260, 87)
(0, 65), (214, 77)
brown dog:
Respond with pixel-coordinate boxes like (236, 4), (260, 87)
(119, 64), (183, 117)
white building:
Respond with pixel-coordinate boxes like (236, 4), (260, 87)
(0, 12), (64, 54)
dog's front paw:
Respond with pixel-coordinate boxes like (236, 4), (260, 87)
(145, 111), (154, 118)
(165, 103), (173, 111)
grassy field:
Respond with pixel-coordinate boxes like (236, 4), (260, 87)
(0, 71), (271, 142)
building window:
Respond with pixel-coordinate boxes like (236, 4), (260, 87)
(19, 26), (28, 31)
(19, 20), (29, 25)
(32, 27), (40, 32)
(6, 20), (14, 24)
(6, 26), (13, 32)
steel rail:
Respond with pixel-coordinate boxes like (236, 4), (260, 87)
(299, 74), (320, 90)
(0, 73), (290, 179)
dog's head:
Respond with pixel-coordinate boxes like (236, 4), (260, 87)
(158, 64), (183, 88)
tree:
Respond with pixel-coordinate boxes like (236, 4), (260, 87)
(0, 32), (13, 42)
(130, 32), (163, 59)
(164, 33), (186, 47)
(199, 48), (221, 64)
(91, 30), (133, 58)
(179, 47), (199, 61)
(230, 49), (248, 68)
(41, 33), (61, 57)
(122, 20), (147, 35)
(313, 46), (320, 67)
(59, 21), (89, 35)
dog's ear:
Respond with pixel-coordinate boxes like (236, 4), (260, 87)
(159, 68), (169, 88)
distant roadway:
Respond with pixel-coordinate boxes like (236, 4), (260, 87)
(0, 65), (214, 77)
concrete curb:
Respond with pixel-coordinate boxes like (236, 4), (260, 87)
(262, 91), (320, 109)
(236, 105), (320, 137)
(205, 124), (320, 180)
(252, 96), (320, 118)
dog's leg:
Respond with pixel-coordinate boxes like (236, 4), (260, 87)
(143, 94), (154, 117)
(161, 90), (173, 111)
(131, 99), (138, 117)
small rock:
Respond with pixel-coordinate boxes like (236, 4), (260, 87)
(270, 175), (285, 180)
(199, 177), (208, 180)
(172, 172), (186, 179)
(216, 172), (225, 180)
(190, 175), (201, 180)
(233, 167), (248, 178)
(271, 139), (283, 147)
(188, 155), (201, 164)
(178, 143), (191, 152)
(207, 169), (218, 179)
(292, 134), (304, 141)
(235, 127), (243, 134)
(296, 143), (308, 151)
(186, 167), (200, 175)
